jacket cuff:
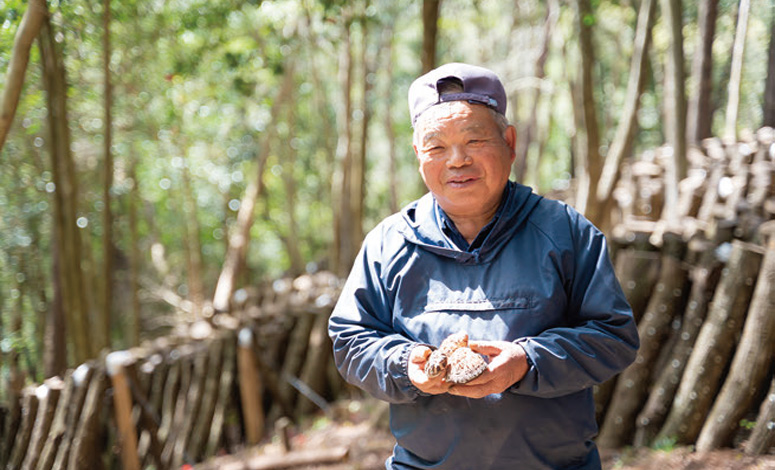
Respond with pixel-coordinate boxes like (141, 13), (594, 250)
(509, 339), (534, 393)
(398, 342), (433, 398)
(394, 342), (425, 398)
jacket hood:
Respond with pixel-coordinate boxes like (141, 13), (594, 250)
(397, 181), (543, 263)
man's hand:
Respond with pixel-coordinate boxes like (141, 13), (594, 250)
(408, 345), (451, 395)
(448, 340), (530, 399)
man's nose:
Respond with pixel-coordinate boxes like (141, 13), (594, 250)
(447, 146), (471, 167)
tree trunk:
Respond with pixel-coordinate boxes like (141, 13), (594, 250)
(514, 0), (559, 185)
(43, 239), (67, 378)
(656, 240), (765, 445)
(745, 376), (775, 455)
(687, 0), (719, 144)
(597, 232), (688, 448)
(573, 0), (603, 226)
(659, 0), (688, 226)
(280, 96), (305, 277)
(763, 13), (775, 127)
(331, 17), (354, 276)
(421, 0), (442, 73)
(0, 0), (46, 153)
(181, 163), (205, 317)
(128, 155), (141, 346)
(596, 0), (656, 233)
(212, 63), (295, 312)
(39, 10), (94, 364)
(633, 231), (730, 446)
(723, 0), (751, 142)
(696, 237), (775, 452)
(351, 7), (373, 253)
(102, 0), (114, 348)
(377, 20), (400, 214)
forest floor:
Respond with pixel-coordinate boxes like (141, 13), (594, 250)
(200, 397), (775, 470)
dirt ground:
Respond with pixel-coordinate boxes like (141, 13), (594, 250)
(200, 398), (775, 470)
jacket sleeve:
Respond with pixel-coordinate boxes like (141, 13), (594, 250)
(513, 206), (640, 398)
(328, 229), (423, 404)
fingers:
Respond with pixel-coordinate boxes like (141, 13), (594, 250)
(467, 341), (503, 356)
(410, 345), (432, 363)
(408, 345), (450, 395)
(448, 380), (496, 399)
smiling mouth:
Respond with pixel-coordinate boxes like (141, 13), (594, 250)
(448, 176), (478, 185)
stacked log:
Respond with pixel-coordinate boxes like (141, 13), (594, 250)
(597, 127), (775, 454)
(632, 228), (730, 445)
(597, 232), (689, 448)
(0, 270), (344, 469)
(654, 240), (764, 445)
(696, 227), (775, 451)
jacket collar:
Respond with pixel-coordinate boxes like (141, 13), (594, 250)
(398, 181), (542, 262)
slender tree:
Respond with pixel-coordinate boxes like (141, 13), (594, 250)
(686, 0), (719, 144)
(595, 0), (656, 233)
(764, 13), (775, 127)
(382, 22), (399, 214)
(724, 0), (751, 141)
(128, 152), (141, 346)
(352, 4), (374, 254)
(573, 0), (603, 225)
(514, 0), (559, 185)
(659, 0), (688, 225)
(331, 13), (354, 276)
(0, 0), (46, 153)
(181, 158), (205, 317)
(421, 0), (442, 73)
(102, 0), (114, 348)
(39, 8), (95, 364)
(212, 63), (296, 312)
(278, 85), (306, 276)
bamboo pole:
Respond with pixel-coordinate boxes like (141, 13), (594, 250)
(107, 351), (141, 470)
(238, 327), (265, 445)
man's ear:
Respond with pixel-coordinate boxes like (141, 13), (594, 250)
(505, 125), (517, 162)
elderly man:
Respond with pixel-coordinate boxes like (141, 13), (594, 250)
(328, 63), (639, 469)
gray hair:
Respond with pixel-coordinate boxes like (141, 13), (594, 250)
(412, 104), (511, 147)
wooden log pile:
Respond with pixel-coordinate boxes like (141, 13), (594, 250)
(0, 271), (347, 470)
(597, 127), (775, 453)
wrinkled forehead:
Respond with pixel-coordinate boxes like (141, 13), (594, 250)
(413, 101), (499, 139)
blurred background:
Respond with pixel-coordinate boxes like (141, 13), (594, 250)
(0, 0), (773, 391)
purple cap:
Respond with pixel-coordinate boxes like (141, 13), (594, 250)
(408, 63), (507, 127)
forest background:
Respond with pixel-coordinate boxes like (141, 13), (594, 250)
(0, 0), (774, 404)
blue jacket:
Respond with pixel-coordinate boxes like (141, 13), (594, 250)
(328, 181), (639, 469)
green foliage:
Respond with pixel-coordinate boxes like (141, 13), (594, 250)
(0, 0), (774, 385)
(739, 418), (757, 431)
(651, 435), (678, 452)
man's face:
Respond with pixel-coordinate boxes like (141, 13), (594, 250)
(413, 101), (516, 220)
